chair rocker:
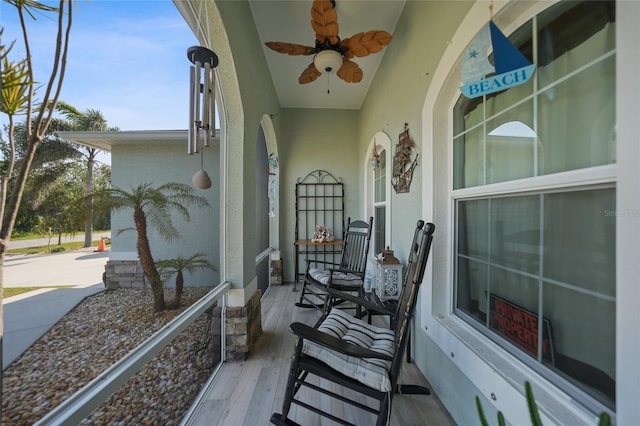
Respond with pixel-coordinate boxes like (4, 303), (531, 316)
(271, 221), (435, 426)
(296, 217), (373, 312)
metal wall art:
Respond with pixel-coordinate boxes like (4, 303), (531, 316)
(391, 123), (419, 193)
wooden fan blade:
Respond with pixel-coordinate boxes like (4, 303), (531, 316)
(339, 38), (354, 59)
(299, 63), (322, 84)
(347, 30), (393, 57)
(337, 59), (363, 83)
(310, 0), (339, 45)
(265, 41), (315, 56)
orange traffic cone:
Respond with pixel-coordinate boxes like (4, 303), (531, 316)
(96, 236), (106, 252)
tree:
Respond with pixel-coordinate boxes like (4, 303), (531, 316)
(156, 253), (215, 309)
(52, 101), (117, 247)
(21, 161), (111, 243)
(1, 0), (74, 410)
(3, 107), (114, 237)
(7, 119), (82, 234)
(104, 182), (209, 312)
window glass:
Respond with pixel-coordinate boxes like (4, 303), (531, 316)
(543, 188), (616, 296)
(537, 1), (616, 84)
(452, 0), (616, 412)
(538, 55), (616, 175)
(374, 205), (386, 256)
(374, 150), (386, 202)
(455, 188), (616, 408)
(372, 147), (387, 257)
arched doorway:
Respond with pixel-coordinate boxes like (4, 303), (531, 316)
(255, 115), (279, 296)
(255, 125), (270, 295)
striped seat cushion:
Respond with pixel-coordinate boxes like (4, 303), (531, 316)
(308, 268), (362, 287)
(302, 308), (394, 392)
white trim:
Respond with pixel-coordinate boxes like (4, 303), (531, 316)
(452, 164), (616, 199)
(255, 247), (273, 265)
(364, 132), (392, 260)
(260, 114), (280, 252)
(421, 0), (619, 424)
(615, 1), (640, 422)
(179, 0), (247, 306)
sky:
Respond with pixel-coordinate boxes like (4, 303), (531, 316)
(1, 0), (199, 134)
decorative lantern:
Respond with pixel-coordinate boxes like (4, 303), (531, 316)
(375, 246), (403, 301)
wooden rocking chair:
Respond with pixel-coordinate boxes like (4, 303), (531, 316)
(271, 220), (435, 426)
(296, 217), (373, 312)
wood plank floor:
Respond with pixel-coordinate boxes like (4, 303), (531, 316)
(184, 284), (456, 426)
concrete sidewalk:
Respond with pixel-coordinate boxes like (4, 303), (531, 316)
(3, 249), (110, 369)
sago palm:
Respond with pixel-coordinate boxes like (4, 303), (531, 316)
(105, 182), (209, 312)
(156, 253), (215, 309)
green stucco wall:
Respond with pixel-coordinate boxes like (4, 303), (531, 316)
(111, 143), (221, 287)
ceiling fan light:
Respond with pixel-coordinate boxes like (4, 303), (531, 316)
(314, 50), (343, 74)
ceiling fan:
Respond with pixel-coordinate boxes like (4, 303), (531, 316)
(265, 0), (393, 85)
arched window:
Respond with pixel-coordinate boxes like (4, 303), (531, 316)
(452, 0), (616, 413)
(365, 133), (392, 258)
(373, 148), (387, 256)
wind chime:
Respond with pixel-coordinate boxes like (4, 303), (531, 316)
(187, 46), (218, 189)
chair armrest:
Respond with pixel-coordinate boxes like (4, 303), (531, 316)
(328, 267), (361, 276)
(289, 322), (392, 361)
(305, 259), (340, 268)
(325, 287), (395, 317)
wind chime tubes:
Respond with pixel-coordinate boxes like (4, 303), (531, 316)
(187, 46), (218, 155)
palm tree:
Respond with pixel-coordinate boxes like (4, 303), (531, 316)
(105, 182), (209, 312)
(156, 253), (215, 308)
(7, 103), (115, 242)
(52, 101), (117, 247)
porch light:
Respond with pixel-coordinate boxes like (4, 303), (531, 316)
(314, 49), (343, 74)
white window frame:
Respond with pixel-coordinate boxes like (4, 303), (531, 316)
(364, 132), (392, 265)
(418, 1), (639, 424)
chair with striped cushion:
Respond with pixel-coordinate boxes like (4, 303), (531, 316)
(296, 217), (373, 313)
(271, 221), (435, 426)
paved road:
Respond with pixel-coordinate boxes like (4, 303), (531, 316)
(3, 249), (110, 369)
(7, 233), (111, 250)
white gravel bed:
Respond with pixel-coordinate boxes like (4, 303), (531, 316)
(2, 287), (217, 425)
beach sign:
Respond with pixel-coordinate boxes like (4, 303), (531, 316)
(460, 21), (536, 98)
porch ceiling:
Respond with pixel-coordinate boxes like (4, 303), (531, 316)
(248, 0), (406, 109)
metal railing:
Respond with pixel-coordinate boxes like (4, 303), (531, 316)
(35, 282), (231, 426)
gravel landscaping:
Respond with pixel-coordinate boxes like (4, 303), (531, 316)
(2, 286), (219, 425)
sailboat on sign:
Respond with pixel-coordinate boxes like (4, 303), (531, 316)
(460, 21), (536, 98)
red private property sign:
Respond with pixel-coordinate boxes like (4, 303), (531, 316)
(489, 294), (555, 364)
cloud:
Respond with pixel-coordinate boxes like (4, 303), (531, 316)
(1, 1), (198, 131)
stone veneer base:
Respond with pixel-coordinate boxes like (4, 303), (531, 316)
(104, 260), (145, 289)
(224, 289), (262, 361)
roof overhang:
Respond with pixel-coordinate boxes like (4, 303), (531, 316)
(55, 130), (193, 152)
